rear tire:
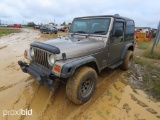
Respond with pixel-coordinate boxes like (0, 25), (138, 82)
(121, 50), (133, 70)
(66, 67), (97, 104)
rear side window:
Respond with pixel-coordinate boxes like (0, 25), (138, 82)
(113, 22), (124, 36)
(125, 20), (135, 41)
(111, 22), (124, 43)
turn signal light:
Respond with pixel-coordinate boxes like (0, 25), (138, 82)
(53, 65), (61, 72)
(24, 51), (27, 56)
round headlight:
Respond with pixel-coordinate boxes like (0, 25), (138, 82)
(48, 54), (55, 65)
(30, 48), (34, 57)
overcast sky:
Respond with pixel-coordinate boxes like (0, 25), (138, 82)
(0, 0), (159, 28)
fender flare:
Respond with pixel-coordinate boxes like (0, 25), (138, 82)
(60, 56), (100, 78)
(121, 43), (134, 59)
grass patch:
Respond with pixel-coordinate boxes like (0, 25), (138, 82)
(133, 56), (151, 67)
(133, 55), (160, 100)
(0, 28), (21, 37)
(39, 31), (67, 40)
(136, 40), (160, 59)
(134, 41), (160, 100)
(144, 44), (160, 59)
(136, 40), (152, 49)
(0, 26), (6, 29)
(145, 49), (160, 59)
(133, 55), (160, 70)
(40, 33), (58, 40)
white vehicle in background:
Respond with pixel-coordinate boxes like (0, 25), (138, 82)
(53, 26), (65, 31)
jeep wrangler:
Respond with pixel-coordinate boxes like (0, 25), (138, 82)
(18, 14), (135, 104)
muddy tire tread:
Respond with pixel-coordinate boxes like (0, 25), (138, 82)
(121, 50), (133, 70)
(66, 66), (97, 104)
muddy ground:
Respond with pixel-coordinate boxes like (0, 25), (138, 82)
(0, 29), (160, 120)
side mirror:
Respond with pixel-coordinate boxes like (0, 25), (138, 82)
(114, 29), (123, 37)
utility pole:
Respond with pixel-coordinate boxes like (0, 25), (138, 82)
(151, 21), (160, 54)
(0, 19), (1, 25)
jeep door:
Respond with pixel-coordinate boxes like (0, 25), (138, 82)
(108, 19), (125, 63)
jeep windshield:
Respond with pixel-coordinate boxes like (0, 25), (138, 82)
(69, 18), (111, 35)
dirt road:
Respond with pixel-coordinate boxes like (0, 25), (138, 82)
(0, 29), (160, 120)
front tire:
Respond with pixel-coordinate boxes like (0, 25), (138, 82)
(121, 50), (133, 70)
(66, 67), (97, 104)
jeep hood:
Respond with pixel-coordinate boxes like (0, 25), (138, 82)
(42, 36), (104, 60)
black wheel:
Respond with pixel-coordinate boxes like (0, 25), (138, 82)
(66, 67), (97, 104)
(121, 50), (133, 70)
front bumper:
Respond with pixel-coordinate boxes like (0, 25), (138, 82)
(18, 61), (57, 91)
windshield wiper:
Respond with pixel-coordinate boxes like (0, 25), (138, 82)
(85, 31), (106, 38)
(71, 31), (86, 37)
(93, 31), (106, 34)
(76, 31), (86, 33)
(71, 31), (89, 38)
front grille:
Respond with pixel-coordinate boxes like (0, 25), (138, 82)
(33, 48), (50, 69)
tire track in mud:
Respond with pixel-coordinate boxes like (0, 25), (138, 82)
(39, 69), (124, 120)
(5, 80), (40, 120)
(5, 61), (21, 71)
(1, 77), (34, 120)
(129, 93), (160, 119)
(18, 83), (41, 120)
(37, 91), (54, 120)
(105, 81), (160, 120)
(0, 77), (33, 93)
(0, 45), (7, 50)
(0, 29), (44, 120)
(6, 80), (55, 120)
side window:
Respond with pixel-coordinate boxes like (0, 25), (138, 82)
(112, 22), (124, 43)
(125, 20), (135, 41)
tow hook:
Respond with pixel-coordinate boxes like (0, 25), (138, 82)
(18, 61), (28, 73)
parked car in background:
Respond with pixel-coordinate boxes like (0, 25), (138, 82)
(56, 26), (65, 32)
(40, 25), (58, 34)
(34, 25), (41, 29)
(14, 24), (22, 28)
